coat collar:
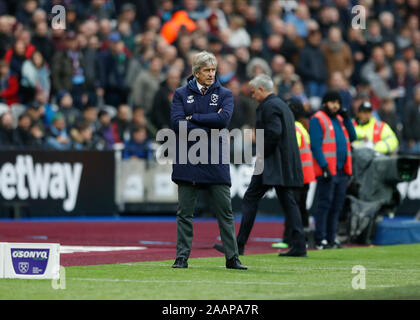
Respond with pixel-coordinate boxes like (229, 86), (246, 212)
(257, 93), (276, 110)
(187, 74), (221, 94)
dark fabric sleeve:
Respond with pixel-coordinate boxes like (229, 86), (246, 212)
(170, 90), (208, 133)
(262, 105), (282, 158)
(191, 90), (234, 129)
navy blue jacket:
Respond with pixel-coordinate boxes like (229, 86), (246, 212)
(171, 76), (234, 185)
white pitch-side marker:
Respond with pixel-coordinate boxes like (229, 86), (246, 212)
(60, 246), (147, 254)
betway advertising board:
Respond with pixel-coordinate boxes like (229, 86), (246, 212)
(0, 151), (116, 216)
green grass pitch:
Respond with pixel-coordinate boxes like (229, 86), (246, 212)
(1, 244), (420, 300)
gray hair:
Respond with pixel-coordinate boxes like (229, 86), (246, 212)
(246, 57), (272, 79)
(192, 51), (218, 75)
(249, 74), (274, 92)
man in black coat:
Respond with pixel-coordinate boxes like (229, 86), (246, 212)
(214, 74), (307, 257)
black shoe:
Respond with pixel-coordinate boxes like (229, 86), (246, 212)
(172, 257), (188, 268)
(226, 256), (247, 270)
(213, 243), (245, 256)
(316, 239), (332, 250)
(329, 240), (343, 249)
(278, 247), (307, 257)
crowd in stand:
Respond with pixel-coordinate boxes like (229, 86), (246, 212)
(0, 0), (420, 157)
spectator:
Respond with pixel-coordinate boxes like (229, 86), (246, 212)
(408, 59), (420, 85)
(96, 109), (115, 150)
(98, 32), (131, 107)
(31, 21), (54, 63)
(71, 119), (105, 150)
(383, 40), (396, 65)
(365, 20), (384, 54)
(117, 20), (135, 54)
(402, 85), (420, 154)
(25, 100), (45, 130)
(318, 5), (340, 38)
(118, 3), (141, 35)
(227, 15), (251, 49)
(283, 3), (310, 38)
(20, 50), (50, 104)
(131, 106), (155, 138)
(388, 59), (415, 121)
(130, 56), (163, 113)
(396, 25), (412, 51)
(4, 39), (32, 81)
(347, 27), (368, 86)
(86, 0), (115, 20)
(150, 66), (182, 130)
(248, 34), (264, 59)
(297, 29), (328, 98)
(45, 113), (71, 150)
(82, 35), (101, 104)
(111, 103), (132, 143)
(78, 103), (98, 133)
(0, 16), (14, 58)
(361, 46), (392, 100)
(0, 111), (21, 149)
(413, 30), (420, 60)
(56, 90), (81, 129)
(51, 31), (87, 108)
(322, 26), (354, 80)
(290, 79), (309, 110)
(246, 57), (271, 80)
(0, 59), (19, 105)
(226, 77), (257, 130)
(122, 124), (154, 160)
(379, 11), (397, 44)
(378, 96), (400, 136)
(271, 55), (286, 89)
(35, 90), (57, 129)
(328, 71), (352, 113)
(28, 121), (45, 149)
(16, 0), (38, 25)
(15, 112), (33, 146)
(277, 63), (300, 101)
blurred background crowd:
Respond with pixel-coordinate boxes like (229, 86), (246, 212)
(0, 0), (420, 157)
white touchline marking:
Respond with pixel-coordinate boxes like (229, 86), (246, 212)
(60, 245), (147, 254)
(68, 278), (419, 288)
(69, 278), (296, 285)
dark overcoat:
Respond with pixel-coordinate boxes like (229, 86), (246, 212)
(255, 93), (303, 187)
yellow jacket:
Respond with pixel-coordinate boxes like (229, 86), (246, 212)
(295, 121), (310, 148)
(353, 117), (399, 154)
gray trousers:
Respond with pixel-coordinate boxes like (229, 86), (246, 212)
(176, 183), (238, 260)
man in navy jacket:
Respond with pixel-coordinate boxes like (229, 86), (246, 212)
(170, 51), (247, 270)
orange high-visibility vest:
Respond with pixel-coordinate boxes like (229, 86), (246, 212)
(296, 125), (316, 184)
(160, 10), (196, 44)
(312, 110), (352, 177)
(373, 121), (385, 143)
